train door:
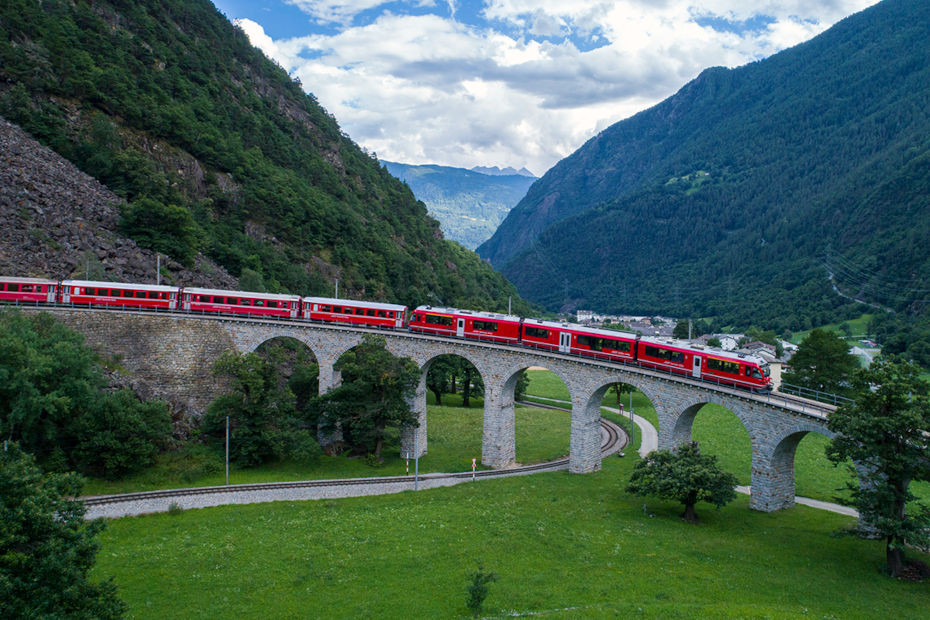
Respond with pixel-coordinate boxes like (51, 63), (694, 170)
(559, 332), (571, 353)
(395, 311), (404, 328)
(456, 317), (465, 337)
(169, 291), (178, 311)
(47, 285), (57, 303)
(289, 301), (298, 319)
(61, 285), (71, 303)
(692, 355), (702, 378)
(182, 292), (191, 311)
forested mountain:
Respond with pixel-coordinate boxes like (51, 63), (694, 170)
(478, 0), (930, 332)
(0, 0), (529, 313)
(382, 161), (536, 250)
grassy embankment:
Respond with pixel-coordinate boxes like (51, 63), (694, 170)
(92, 454), (929, 618)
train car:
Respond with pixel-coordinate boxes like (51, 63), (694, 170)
(302, 297), (407, 328)
(409, 306), (522, 344)
(0, 277), (58, 304)
(697, 350), (772, 392)
(60, 280), (179, 310)
(520, 318), (638, 363)
(636, 338), (772, 392)
(181, 287), (300, 319)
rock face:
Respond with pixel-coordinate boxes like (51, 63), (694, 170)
(0, 116), (237, 288)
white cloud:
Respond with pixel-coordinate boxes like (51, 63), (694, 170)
(236, 1), (880, 175)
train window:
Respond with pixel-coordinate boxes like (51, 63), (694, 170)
(644, 345), (684, 363)
(366, 309), (375, 316)
(255, 299), (265, 306)
(377, 310), (386, 318)
(425, 314), (454, 326)
(211, 296), (221, 303)
(604, 339), (631, 352)
(577, 335), (602, 350)
(745, 367), (752, 377)
(321, 305), (331, 312)
(386, 311), (394, 318)
(8, 284), (18, 292)
(525, 326), (549, 339)
(473, 320), (499, 332)
(84, 288), (93, 295)
(135, 291), (143, 298)
(22, 284), (33, 292)
(707, 358), (740, 374)
(752, 368), (763, 379)
(240, 299), (251, 306)
(227, 298), (238, 305)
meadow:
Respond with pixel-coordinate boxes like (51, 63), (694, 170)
(89, 367), (929, 617)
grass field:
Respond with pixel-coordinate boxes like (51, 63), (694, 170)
(91, 455), (930, 618)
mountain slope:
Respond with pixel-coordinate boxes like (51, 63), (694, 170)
(0, 0), (529, 313)
(382, 161), (536, 250)
(480, 0), (930, 330)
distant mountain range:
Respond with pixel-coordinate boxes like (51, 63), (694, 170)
(382, 161), (537, 250)
(470, 165), (536, 178)
(478, 0), (930, 332)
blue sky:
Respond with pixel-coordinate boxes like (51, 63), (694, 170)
(211, 1), (879, 175)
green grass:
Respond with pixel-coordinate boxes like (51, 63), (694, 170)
(91, 456), (930, 619)
(525, 368), (571, 400)
(790, 313), (875, 345)
(81, 395), (570, 495)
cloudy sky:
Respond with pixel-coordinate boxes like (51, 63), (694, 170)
(210, 0), (878, 176)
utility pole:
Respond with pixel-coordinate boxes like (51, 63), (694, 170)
(335, 279), (339, 299)
(156, 254), (161, 286)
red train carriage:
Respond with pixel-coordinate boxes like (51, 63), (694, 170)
(60, 280), (179, 310)
(636, 338), (772, 392)
(302, 297), (407, 328)
(409, 306), (522, 344)
(520, 319), (638, 363)
(181, 287), (299, 319)
(698, 351), (772, 392)
(0, 277), (58, 304)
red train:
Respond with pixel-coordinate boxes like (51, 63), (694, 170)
(0, 276), (773, 392)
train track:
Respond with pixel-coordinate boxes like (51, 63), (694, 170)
(81, 418), (624, 516)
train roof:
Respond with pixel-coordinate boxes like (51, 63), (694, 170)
(304, 297), (407, 311)
(523, 318), (639, 340)
(0, 276), (58, 284)
(414, 305), (521, 323)
(62, 280), (180, 292)
(182, 287), (300, 301)
(639, 335), (768, 365)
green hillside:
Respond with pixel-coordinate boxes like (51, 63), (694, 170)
(479, 0), (930, 332)
(382, 161), (536, 250)
(0, 0), (529, 313)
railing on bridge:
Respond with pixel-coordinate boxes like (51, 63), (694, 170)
(777, 383), (853, 407)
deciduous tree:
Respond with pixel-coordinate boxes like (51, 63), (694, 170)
(627, 442), (738, 523)
(826, 356), (930, 578)
(0, 444), (126, 618)
(782, 328), (859, 395)
(311, 335), (419, 460)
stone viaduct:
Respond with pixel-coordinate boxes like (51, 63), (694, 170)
(29, 307), (838, 513)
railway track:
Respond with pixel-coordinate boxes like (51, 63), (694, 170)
(81, 418), (624, 517)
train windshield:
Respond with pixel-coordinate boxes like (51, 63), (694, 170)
(756, 364), (771, 378)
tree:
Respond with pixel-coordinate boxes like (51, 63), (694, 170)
(204, 351), (320, 466)
(465, 565), (497, 618)
(607, 382), (634, 408)
(0, 311), (171, 477)
(782, 328), (859, 395)
(0, 444), (126, 618)
(825, 356), (930, 578)
(707, 336), (722, 348)
(310, 335), (419, 461)
(426, 356), (457, 405)
(627, 442), (738, 523)
(513, 369), (530, 402)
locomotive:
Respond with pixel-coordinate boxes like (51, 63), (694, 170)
(0, 276), (773, 392)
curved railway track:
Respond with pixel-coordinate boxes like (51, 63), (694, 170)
(81, 418), (624, 518)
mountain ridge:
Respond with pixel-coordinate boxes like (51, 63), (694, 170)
(479, 0), (930, 331)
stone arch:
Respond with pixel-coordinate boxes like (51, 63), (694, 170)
(751, 422), (836, 512)
(662, 394), (754, 452)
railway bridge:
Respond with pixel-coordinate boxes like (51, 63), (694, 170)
(24, 307), (837, 512)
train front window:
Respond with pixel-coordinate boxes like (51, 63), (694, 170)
(761, 365), (770, 377)
(752, 368), (763, 379)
